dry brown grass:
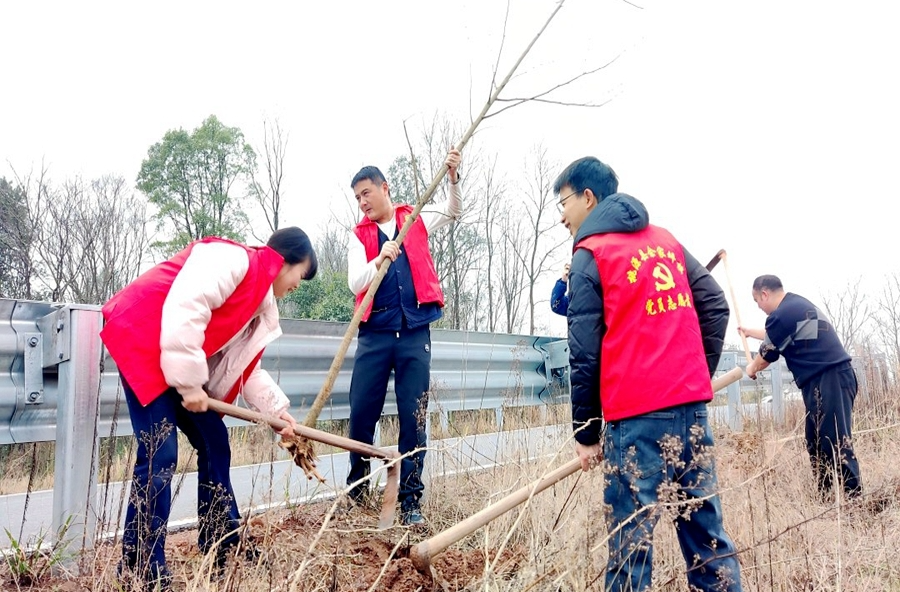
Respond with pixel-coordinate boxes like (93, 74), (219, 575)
(5, 378), (900, 591)
(14, 412), (896, 591)
(411, 399), (900, 592)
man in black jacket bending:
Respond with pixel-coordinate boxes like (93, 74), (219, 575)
(742, 274), (862, 499)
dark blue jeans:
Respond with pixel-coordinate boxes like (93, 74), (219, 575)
(347, 325), (430, 504)
(603, 402), (742, 592)
(121, 380), (241, 579)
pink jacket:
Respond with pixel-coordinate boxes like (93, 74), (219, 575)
(100, 238), (291, 416)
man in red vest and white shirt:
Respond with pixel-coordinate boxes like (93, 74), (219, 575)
(346, 147), (461, 525)
(557, 156), (742, 592)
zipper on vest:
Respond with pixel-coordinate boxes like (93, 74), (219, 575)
(396, 331), (400, 339)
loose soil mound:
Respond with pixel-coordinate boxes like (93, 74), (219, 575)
(1, 500), (524, 591)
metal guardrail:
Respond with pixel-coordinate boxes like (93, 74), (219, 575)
(711, 350), (799, 430)
(1, 298), (571, 445)
(1, 296), (571, 558)
(2, 295), (800, 559)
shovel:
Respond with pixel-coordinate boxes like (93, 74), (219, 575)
(206, 398), (401, 529)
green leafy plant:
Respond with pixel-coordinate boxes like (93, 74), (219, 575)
(3, 517), (73, 587)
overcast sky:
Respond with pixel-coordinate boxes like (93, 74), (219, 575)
(3, 0), (899, 339)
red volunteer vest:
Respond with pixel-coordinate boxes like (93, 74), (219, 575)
(100, 237), (284, 406)
(353, 204), (444, 321)
(576, 225), (713, 421)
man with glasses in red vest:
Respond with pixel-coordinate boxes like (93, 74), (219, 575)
(557, 156), (742, 592)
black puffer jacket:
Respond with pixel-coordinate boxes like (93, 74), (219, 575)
(567, 193), (729, 445)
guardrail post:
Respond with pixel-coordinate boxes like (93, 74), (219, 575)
(539, 339), (570, 390)
(851, 356), (865, 397)
(51, 307), (103, 560)
(771, 359), (785, 426)
(719, 352), (743, 431)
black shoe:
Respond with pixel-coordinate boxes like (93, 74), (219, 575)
(348, 484), (375, 509)
(215, 537), (262, 570)
(150, 572), (174, 592)
(400, 500), (426, 526)
(117, 559), (172, 591)
(349, 484), (367, 503)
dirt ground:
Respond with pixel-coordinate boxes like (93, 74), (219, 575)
(1, 499), (524, 592)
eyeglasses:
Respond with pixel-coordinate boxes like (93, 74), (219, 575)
(556, 189), (581, 213)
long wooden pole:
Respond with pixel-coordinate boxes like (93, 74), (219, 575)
(408, 368), (746, 571)
(706, 250), (748, 386)
(410, 458), (581, 571)
(712, 365), (744, 392)
(208, 399), (395, 459)
(301, 1), (568, 428)
(721, 250), (754, 364)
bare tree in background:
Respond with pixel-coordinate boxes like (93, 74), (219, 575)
(392, 114), (488, 331)
(0, 171), (41, 299)
(514, 145), (569, 334)
(251, 118), (288, 236)
(32, 175), (80, 302)
(873, 273), (900, 369)
(7, 168), (148, 304)
(820, 277), (870, 355)
(315, 217), (350, 275)
(498, 210), (527, 333)
(67, 175), (148, 303)
(474, 160), (504, 332)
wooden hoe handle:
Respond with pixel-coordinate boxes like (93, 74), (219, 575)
(206, 398), (401, 529)
(409, 369), (745, 571)
(410, 459), (582, 572)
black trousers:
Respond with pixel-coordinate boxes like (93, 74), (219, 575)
(347, 324), (431, 504)
(801, 362), (862, 497)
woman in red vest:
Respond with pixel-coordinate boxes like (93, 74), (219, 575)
(100, 226), (317, 589)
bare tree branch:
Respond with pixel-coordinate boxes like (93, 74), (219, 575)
(495, 96), (614, 109)
(301, 0), (570, 428)
(250, 118), (288, 240)
(873, 274), (900, 369)
(486, 56), (620, 119)
(820, 278), (870, 355)
(490, 0), (513, 95)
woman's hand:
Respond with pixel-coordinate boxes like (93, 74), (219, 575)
(277, 409), (298, 438)
(180, 386), (209, 412)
